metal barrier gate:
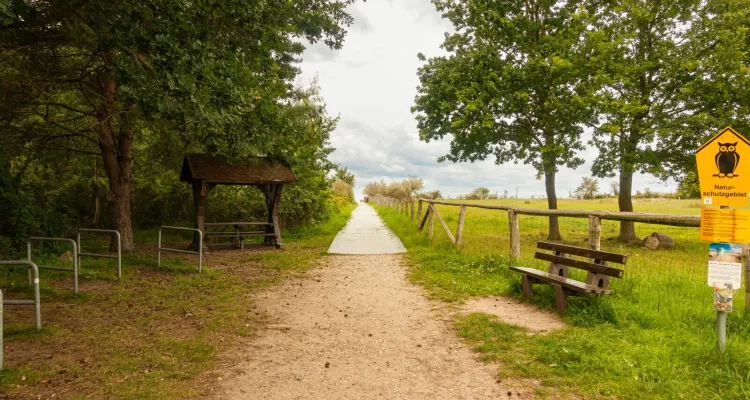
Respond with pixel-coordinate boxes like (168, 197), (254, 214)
(158, 226), (203, 272)
(27, 237), (79, 294)
(0, 260), (41, 330)
(77, 229), (122, 279)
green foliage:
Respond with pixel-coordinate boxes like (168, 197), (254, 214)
(586, 0), (750, 194)
(676, 170), (701, 199)
(462, 187), (491, 200)
(0, 0), (358, 248)
(0, 77), (343, 252)
(332, 179), (355, 202)
(334, 167), (356, 186)
(413, 0), (594, 197)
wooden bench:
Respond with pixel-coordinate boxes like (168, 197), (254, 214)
(509, 242), (627, 312)
(204, 222), (279, 249)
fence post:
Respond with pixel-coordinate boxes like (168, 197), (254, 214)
(508, 209), (521, 259)
(588, 216), (602, 251)
(456, 206), (467, 247)
(410, 200), (415, 222)
(428, 205), (434, 240)
(745, 244), (750, 309)
(417, 200), (423, 223)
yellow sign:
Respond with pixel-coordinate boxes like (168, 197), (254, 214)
(696, 127), (750, 206)
(700, 209), (750, 243)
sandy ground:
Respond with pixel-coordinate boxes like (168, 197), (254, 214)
(327, 203), (406, 255)
(461, 297), (565, 333)
(214, 255), (535, 399)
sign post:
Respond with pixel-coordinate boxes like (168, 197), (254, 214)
(696, 127), (750, 354)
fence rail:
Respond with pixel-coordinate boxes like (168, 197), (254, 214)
(369, 196), (750, 309)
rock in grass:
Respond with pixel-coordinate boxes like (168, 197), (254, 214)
(58, 251), (74, 263)
(643, 232), (674, 250)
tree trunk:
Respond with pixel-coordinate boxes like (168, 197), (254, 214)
(107, 172), (134, 251)
(618, 170), (638, 243)
(95, 57), (135, 251)
(544, 170), (562, 241)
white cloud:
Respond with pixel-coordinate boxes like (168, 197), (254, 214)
(299, 0), (677, 201)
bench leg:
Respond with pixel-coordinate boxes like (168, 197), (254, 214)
(521, 275), (533, 299)
(553, 284), (568, 313)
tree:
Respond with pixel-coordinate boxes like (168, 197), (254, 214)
(464, 187), (491, 200)
(573, 177), (599, 200)
(334, 167), (356, 186)
(332, 179), (354, 201)
(586, 0), (750, 241)
(413, 0), (594, 240)
(363, 180), (388, 198)
(0, 0), (356, 251)
(401, 176), (424, 199)
(675, 170), (701, 199)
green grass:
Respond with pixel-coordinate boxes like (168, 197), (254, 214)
(0, 202), (356, 399)
(375, 201), (750, 400)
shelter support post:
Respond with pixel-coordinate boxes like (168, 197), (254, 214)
(193, 180), (208, 250)
(261, 184), (284, 248)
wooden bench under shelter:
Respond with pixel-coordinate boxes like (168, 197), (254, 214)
(180, 154), (297, 249)
(509, 242), (627, 312)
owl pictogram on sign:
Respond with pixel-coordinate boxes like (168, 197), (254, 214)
(714, 142), (741, 178)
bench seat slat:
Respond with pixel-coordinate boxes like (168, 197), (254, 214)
(205, 232), (275, 238)
(537, 241), (627, 264)
(509, 266), (612, 295)
(534, 252), (624, 278)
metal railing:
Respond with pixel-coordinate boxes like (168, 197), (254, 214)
(77, 229), (122, 279)
(0, 260), (41, 331)
(158, 226), (203, 272)
(27, 237), (79, 294)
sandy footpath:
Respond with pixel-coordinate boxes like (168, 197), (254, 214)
(214, 255), (533, 399)
(327, 203), (406, 255)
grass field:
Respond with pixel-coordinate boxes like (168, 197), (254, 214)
(0, 203), (356, 399)
(375, 199), (750, 399)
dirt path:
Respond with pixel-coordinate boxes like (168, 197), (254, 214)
(213, 204), (535, 399)
(215, 255), (533, 399)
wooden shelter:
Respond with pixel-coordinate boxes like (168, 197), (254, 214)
(180, 154), (297, 248)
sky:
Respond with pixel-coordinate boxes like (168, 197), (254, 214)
(298, 0), (678, 200)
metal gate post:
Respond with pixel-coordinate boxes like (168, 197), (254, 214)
(0, 260), (41, 330)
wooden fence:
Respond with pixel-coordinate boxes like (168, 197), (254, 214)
(368, 196), (750, 308)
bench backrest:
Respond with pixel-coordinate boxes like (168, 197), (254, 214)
(535, 241), (626, 279)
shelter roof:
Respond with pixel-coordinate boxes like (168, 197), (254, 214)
(180, 154), (297, 185)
